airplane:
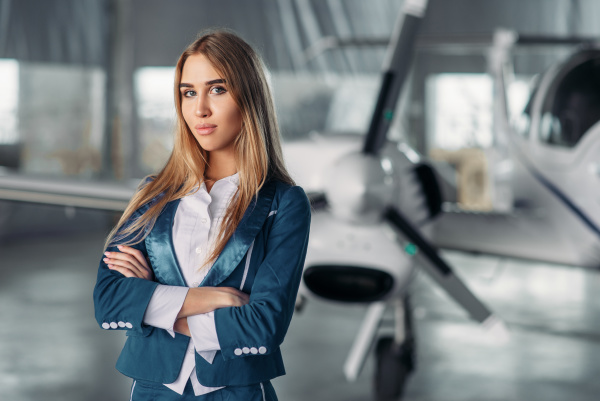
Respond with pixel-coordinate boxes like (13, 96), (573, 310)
(284, 24), (600, 401)
(2, 1), (598, 400)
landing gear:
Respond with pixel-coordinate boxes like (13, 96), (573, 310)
(343, 296), (416, 401)
(374, 297), (415, 401)
(375, 336), (415, 400)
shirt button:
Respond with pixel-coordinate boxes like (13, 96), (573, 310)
(196, 247), (202, 254)
(250, 347), (258, 354)
(242, 347), (250, 354)
(109, 322), (118, 329)
(125, 322), (133, 329)
(192, 281), (199, 287)
(234, 348), (243, 356)
(117, 321), (126, 328)
(258, 346), (267, 354)
(201, 218), (207, 224)
(101, 322), (110, 329)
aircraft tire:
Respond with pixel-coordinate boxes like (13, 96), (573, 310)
(374, 336), (414, 401)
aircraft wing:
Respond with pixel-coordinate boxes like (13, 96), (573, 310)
(0, 173), (135, 211)
(431, 207), (594, 268)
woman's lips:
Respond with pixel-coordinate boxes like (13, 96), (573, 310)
(194, 124), (217, 135)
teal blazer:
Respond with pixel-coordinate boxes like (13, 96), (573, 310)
(93, 180), (311, 387)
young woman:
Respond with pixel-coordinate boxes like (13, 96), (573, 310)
(93, 30), (311, 401)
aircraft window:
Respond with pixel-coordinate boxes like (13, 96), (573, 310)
(538, 56), (600, 147)
(0, 59), (19, 145)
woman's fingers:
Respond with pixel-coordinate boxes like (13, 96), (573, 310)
(106, 264), (137, 278)
(116, 245), (153, 278)
(104, 253), (144, 277)
(118, 245), (151, 272)
(104, 248), (153, 280)
(105, 257), (144, 278)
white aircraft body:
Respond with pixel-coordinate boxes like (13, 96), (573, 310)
(434, 32), (600, 269)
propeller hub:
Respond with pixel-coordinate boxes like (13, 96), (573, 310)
(324, 152), (395, 223)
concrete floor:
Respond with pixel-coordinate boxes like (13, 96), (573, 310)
(2, 230), (600, 400)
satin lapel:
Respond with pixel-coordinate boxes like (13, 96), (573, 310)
(145, 199), (186, 287)
(201, 181), (276, 287)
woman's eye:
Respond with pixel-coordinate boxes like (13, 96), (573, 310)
(210, 86), (226, 95)
(183, 90), (196, 98)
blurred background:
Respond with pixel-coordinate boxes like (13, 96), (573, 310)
(2, 0), (600, 400)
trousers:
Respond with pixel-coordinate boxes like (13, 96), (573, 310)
(129, 379), (278, 401)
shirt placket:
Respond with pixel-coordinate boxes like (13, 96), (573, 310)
(189, 190), (212, 288)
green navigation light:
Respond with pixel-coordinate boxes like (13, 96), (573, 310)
(404, 243), (418, 256)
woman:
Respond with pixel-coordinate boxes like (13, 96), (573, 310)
(93, 30), (311, 401)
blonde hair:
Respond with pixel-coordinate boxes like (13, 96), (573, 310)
(105, 29), (294, 266)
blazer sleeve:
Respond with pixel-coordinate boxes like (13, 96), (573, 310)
(92, 208), (160, 336)
(214, 185), (311, 360)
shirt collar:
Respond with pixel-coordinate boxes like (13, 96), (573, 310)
(188, 172), (239, 198)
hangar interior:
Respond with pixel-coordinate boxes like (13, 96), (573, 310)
(2, 0), (600, 400)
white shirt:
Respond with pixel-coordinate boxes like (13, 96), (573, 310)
(142, 173), (239, 395)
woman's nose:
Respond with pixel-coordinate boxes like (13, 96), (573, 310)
(194, 97), (211, 117)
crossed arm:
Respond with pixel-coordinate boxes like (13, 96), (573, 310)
(103, 245), (249, 336)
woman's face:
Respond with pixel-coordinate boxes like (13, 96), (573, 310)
(179, 54), (243, 158)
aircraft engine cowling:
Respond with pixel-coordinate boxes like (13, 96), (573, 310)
(299, 210), (414, 303)
(323, 152), (395, 224)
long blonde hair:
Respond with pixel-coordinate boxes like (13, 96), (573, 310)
(105, 29), (294, 266)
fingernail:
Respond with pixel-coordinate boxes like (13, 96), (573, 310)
(103, 258), (109, 262)
(104, 252), (110, 256)
(117, 245), (123, 249)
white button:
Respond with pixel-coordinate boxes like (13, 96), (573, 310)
(110, 322), (118, 329)
(101, 322), (110, 329)
(201, 218), (207, 224)
(250, 347), (258, 354)
(125, 322), (133, 329)
(195, 247), (202, 254)
(192, 281), (199, 287)
(117, 321), (126, 328)
(189, 348), (195, 354)
(258, 346), (267, 354)
(234, 348), (243, 356)
(242, 347), (250, 354)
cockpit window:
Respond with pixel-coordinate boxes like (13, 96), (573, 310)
(539, 54), (600, 147)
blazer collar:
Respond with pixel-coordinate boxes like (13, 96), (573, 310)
(146, 181), (277, 288)
(146, 198), (186, 287)
(201, 180), (277, 287)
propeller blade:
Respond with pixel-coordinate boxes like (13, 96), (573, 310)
(384, 207), (499, 326)
(362, 0), (428, 155)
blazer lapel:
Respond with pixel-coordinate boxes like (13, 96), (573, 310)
(201, 181), (277, 287)
(145, 199), (187, 287)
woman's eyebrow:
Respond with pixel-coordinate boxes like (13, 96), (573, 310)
(179, 79), (226, 89)
(205, 79), (226, 86)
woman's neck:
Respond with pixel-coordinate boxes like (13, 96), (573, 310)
(204, 151), (237, 191)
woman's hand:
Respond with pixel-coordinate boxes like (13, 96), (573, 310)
(177, 287), (250, 318)
(174, 318), (191, 337)
(104, 245), (154, 280)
